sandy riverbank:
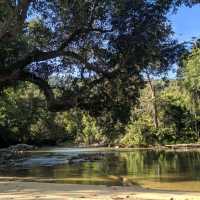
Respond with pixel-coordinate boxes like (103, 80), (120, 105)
(0, 181), (200, 200)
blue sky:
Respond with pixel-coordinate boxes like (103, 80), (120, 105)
(166, 5), (200, 78)
(169, 4), (200, 42)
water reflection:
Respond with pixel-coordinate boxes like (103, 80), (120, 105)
(1, 148), (200, 191)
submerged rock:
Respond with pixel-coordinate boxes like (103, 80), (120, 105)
(0, 144), (35, 168)
(68, 152), (107, 164)
(8, 144), (35, 151)
(69, 158), (86, 164)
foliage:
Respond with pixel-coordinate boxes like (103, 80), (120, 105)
(0, 1), (200, 147)
(0, 83), (106, 147)
(0, 0), (184, 116)
(122, 77), (200, 146)
(181, 46), (200, 114)
(121, 113), (156, 146)
(79, 113), (103, 145)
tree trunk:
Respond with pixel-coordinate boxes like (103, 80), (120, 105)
(152, 85), (159, 129)
(146, 74), (159, 129)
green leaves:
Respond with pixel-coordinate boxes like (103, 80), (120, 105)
(183, 47), (200, 94)
(180, 45), (200, 115)
(0, 0), (185, 114)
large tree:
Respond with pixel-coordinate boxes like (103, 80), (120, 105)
(0, 0), (185, 113)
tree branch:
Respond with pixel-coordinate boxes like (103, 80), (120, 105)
(58, 27), (112, 51)
(20, 71), (82, 112)
(0, 0), (33, 41)
(18, 0), (33, 19)
(9, 49), (107, 76)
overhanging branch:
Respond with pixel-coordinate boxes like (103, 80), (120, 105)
(0, 70), (77, 112)
(10, 49), (108, 75)
(20, 71), (77, 111)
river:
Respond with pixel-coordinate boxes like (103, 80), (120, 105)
(1, 147), (200, 192)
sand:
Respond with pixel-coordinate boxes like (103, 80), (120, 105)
(0, 181), (200, 200)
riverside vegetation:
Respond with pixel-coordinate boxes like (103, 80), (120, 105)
(0, 44), (199, 147)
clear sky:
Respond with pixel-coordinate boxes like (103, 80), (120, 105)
(169, 4), (200, 42)
(166, 5), (200, 78)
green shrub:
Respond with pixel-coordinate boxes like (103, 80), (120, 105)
(121, 114), (157, 146)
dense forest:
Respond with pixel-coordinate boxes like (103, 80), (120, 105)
(0, 0), (199, 147)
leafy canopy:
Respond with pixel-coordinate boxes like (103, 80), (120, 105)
(0, 0), (186, 113)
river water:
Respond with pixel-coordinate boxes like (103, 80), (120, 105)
(1, 147), (200, 192)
